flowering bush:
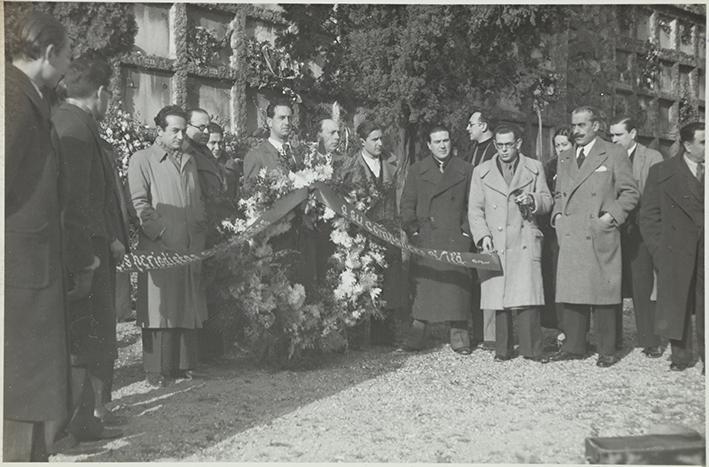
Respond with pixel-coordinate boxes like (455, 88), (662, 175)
(187, 26), (226, 68)
(99, 101), (155, 181)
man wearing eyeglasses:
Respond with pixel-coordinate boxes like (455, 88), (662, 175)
(468, 125), (553, 362)
(465, 109), (499, 351)
(184, 109), (227, 223)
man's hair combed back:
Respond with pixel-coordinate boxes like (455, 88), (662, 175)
(610, 116), (637, 133)
(266, 98), (292, 119)
(356, 120), (382, 141)
(469, 108), (498, 132)
(427, 124), (450, 143)
(680, 121), (705, 144)
(208, 122), (223, 135)
(12, 11), (67, 61)
(63, 54), (112, 99)
(572, 105), (603, 123)
(494, 124), (522, 141)
(553, 126), (572, 140)
(186, 108), (209, 122)
(154, 105), (187, 130)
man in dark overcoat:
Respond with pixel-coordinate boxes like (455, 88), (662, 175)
(4, 12), (72, 460)
(400, 125), (474, 353)
(54, 56), (126, 439)
(338, 120), (402, 345)
(464, 109), (498, 349)
(549, 106), (639, 368)
(609, 116), (664, 357)
(639, 122), (705, 372)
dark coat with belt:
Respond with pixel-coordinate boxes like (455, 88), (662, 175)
(400, 155), (473, 322)
(4, 65), (68, 422)
(53, 102), (124, 365)
(338, 151), (404, 309)
(639, 154), (704, 340)
(552, 137), (639, 305)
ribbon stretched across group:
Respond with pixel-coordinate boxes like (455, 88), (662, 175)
(117, 182), (502, 273)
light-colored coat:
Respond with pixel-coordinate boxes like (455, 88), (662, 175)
(631, 144), (664, 195)
(468, 154), (553, 310)
(552, 138), (639, 304)
(128, 143), (208, 329)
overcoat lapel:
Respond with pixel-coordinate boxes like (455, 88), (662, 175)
(665, 155), (703, 222)
(432, 158), (466, 197)
(482, 155), (508, 197)
(356, 152), (377, 183)
(381, 154), (397, 185)
(509, 156), (536, 194)
(569, 140), (609, 197)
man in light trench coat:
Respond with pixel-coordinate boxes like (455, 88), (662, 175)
(548, 106), (639, 368)
(128, 105), (208, 386)
(468, 125), (553, 362)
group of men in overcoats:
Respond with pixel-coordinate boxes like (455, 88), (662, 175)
(398, 106), (704, 372)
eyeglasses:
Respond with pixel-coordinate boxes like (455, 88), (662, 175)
(188, 122), (210, 133)
(467, 121), (483, 128)
(494, 142), (518, 149)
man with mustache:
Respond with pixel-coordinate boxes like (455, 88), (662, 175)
(548, 106), (639, 368)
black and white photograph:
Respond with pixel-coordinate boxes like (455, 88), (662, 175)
(2, 1), (706, 463)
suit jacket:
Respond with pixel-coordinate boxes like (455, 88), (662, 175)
(552, 137), (639, 304)
(53, 102), (121, 273)
(639, 154), (704, 340)
(4, 64), (68, 421)
(337, 151), (399, 224)
(468, 154), (553, 309)
(242, 139), (281, 191)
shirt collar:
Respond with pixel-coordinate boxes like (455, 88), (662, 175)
(683, 154), (699, 176)
(576, 137), (597, 157)
(268, 137), (284, 153)
(627, 143), (637, 157)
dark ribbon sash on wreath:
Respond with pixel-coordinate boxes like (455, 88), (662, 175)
(117, 183), (501, 273)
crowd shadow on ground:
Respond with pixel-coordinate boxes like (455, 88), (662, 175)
(53, 340), (417, 462)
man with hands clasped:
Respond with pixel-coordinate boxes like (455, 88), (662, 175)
(468, 125), (553, 362)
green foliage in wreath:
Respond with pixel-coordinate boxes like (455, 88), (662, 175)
(638, 40), (661, 90)
(187, 26), (226, 68)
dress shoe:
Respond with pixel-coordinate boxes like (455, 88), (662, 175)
(478, 341), (496, 352)
(48, 433), (79, 455)
(642, 346), (663, 358)
(73, 425), (123, 442)
(96, 411), (128, 426)
(146, 373), (169, 387)
(596, 355), (619, 368)
(524, 355), (550, 364)
(670, 362), (691, 371)
(494, 354), (513, 362)
(548, 351), (585, 362)
(452, 347), (472, 355)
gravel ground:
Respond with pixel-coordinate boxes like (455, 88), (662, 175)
(50, 304), (705, 463)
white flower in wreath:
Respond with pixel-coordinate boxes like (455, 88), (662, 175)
(369, 287), (382, 301)
(287, 283), (306, 309)
(344, 255), (361, 270)
(321, 207), (336, 220)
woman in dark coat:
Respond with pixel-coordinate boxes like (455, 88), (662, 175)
(4, 12), (72, 460)
(540, 127), (572, 343)
(400, 125), (473, 353)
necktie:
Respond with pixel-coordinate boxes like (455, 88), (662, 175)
(577, 148), (585, 168)
(438, 159), (445, 173)
(697, 161), (704, 184)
